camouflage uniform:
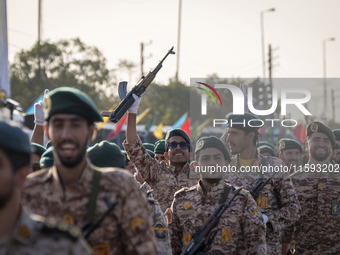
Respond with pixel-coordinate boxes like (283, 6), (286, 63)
(0, 207), (91, 255)
(226, 154), (301, 255)
(169, 180), (267, 255)
(123, 137), (198, 212)
(291, 165), (340, 254)
(21, 161), (158, 255)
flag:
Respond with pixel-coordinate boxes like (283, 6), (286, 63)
(145, 112), (158, 132)
(0, 0), (10, 97)
(181, 117), (191, 139)
(106, 114), (128, 139)
(153, 123), (164, 139)
(136, 107), (151, 124)
(198, 118), (211, 136)
(97, 106), (114, 131)
(172, 113), (188, 129)
(294, 124), (307, 142)
(191, 122), (199, 141)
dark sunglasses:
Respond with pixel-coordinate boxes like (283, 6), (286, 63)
(168, 141), (189, 150)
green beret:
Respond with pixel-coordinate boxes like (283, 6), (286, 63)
(279, 138), (302, 153)
(46, 141), (53, 149)
(226, 112), (262, 132)
(121, 150), (129, 164)
(165, 128), (191, 151)
(256, 141), (275, 150)
(43, 87), (103, 123)
(87, 141), (125, 168)
(258, 145), (276, 157)
(40, 146), (54, 168)
(306, 121), (335, 147)
(31, 142), (46, 157)
(142, 143), (155, 152)
(334, 142), (340, 150)
(154, 139), (166, 154)
(332, 129), (340, 141)
(146, 149), (155, 158)
(195, 136), (231, 162)
(0, 121), (31, 154)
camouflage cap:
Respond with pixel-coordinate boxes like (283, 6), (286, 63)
(226, 112), (262, 132)
(279, 138), (302, 153)
(332, 129), (340, 141)
(142, 143), (155, 152)
(154, 139), (166, 154)
(306, 121), (335, 147)
(195, 136), (231, 162)
(0, 121), (31, 154)
(87, 141), (125, 168)
(40, 146), (54, 168)
(43, 87), (103, 123)
(31, 142), (46, 157)
(165, 128), (191, 151)
(258, 145), (276, 157)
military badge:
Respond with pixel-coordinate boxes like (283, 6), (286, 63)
(62, 214), (74, 225)
(310, 123), (318, 133)
(18, 225), (31, 239)
(257, 196), (268, 209)
(43, 94), (52, 115)
(183, 201), (192, 209)
(196, 140), (204, 150)
(332, 202), (339, 215)
(153, 222), (168, 240)
(130, 217), (146, 232)
(164, 208), (172, 225)
(183, 232), (191, 245)
(221, 228), (232, 243)
(280, 140), (285, 149)
(318, 183), (323, 190)
(92, 244), (110, 255)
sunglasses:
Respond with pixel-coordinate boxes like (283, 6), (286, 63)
(168, 141), (189, 150)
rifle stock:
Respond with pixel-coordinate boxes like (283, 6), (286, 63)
(105, 47), (175, 123)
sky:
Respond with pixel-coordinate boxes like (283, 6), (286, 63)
(6, 0), (340, 121)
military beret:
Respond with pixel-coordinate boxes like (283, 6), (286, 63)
(332, 129), (340, 141)
(40, 146), (54, 168)
(43, 87), (103, 123)
(31, 142), (46, 156)
(46, 141), (53, 149)
(279, 138), (302, 153)
(87, 141), (125, 168)
(146, 149), (155, 158)
(0, 121), (31, 154)
(256, 141), (275, 150)
(226, 112), (262, 132)
(258, 145), (276, 157)
(334, 142), (340, 150)
(306, 121), (335, 147)
(165, 128), (191, 151)
(154, 139), (166, 154)
(121, 150), (129, 164)
(195, 136), (231, 162)
(142, 143), (155, 152)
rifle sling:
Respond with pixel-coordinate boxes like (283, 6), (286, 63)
(85, 169), (102, 222)
(219, 185), (233, 204)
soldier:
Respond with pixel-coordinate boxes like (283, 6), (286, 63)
(21, 87), (157, 255)
(332, 130), (340, 164)
(221, 112), (301, 255)
(278, 138), (302, 255)
(154, 139), (167, 164)
(123, 96), (197, 211)
(88, 140), (172, 255)
(292, 121), (340, 254)
(0, 120), (91, 255)
(169, 136), (267, 254)
(258, 144), (276, 157)
(30, 142), (46, 172)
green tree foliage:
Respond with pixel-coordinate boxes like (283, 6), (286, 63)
(10, 38), (117, 111)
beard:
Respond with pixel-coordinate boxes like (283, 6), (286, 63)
(310, 147), (330, 162)
(55, 139), (88, 168)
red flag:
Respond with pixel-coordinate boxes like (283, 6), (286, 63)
(180, 118), (191, 139)
(106, 114), (128, 139)
(293, 124), (307, 142)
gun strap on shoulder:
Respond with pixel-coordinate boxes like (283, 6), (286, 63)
(85, 169), (102, 222)
(219, 185), (233, 204)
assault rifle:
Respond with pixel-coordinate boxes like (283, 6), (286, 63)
(102, 47), (175, 123)
(82, 196), (118, 239)
(250, 172), (276, 200)
(181, 187), (243, 255)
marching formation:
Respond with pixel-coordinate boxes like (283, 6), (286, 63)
(0, 85), (339, 255)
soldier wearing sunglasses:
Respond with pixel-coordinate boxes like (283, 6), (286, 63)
(123, 95), (198, 212)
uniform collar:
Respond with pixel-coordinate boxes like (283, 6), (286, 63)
(197, 179), (226, 196)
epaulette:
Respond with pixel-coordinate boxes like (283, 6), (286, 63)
(40, 218), (81, 242)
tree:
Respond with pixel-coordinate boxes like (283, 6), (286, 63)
(10, 38), (118, 111)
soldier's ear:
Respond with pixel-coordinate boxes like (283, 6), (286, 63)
(44, 124), (51, 141)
